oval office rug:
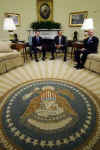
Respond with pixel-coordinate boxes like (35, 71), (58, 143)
(0, 79), (100, 150)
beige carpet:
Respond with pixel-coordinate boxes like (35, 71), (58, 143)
(0, 59), (100, 150)
(0, 59), (100, 100)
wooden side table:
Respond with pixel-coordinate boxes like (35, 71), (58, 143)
(11, 43), (27, 62)
(71, 41), (84, 59)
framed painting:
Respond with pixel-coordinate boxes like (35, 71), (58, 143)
(37, 0), (53, 21)
(69, 11), (88, 27)
(5, 13), (20, 26)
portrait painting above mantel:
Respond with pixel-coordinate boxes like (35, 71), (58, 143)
(37, 0), (53, 21)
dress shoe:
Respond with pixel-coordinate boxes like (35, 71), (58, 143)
(74, 64), (80, 69)
(35, 59), (39, 62)
(79, 65), (84, 69)
(74, 64), (84, 69)
(64, 58), (67, 62)
(50, 57), (55, 60)
(42, 57), (45, 61)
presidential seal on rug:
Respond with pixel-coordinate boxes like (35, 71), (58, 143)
(0, 79), (100, 150)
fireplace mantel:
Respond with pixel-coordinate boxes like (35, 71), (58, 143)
(27, 29), (62, 39)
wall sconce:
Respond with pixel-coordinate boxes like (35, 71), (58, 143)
(3, 16), (16, 40)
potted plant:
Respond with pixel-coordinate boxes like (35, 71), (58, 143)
(30, 21), (61, 29)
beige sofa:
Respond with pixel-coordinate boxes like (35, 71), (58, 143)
(85, 53), (100, 73)
(0, 41), (24, 74)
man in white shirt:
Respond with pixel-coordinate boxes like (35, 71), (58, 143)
(50, 31), (67, 61)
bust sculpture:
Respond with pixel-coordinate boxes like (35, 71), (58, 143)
(73, 31), (78, 41)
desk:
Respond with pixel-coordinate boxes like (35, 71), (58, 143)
(11, 43), (27, 62)
(71, 41), (84, 59)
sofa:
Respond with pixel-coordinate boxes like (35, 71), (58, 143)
(85, 53), (100, 73)
(0, 41), (24, 74)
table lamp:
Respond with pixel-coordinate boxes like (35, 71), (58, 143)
(81, 18), (94, 38)
(3, 16), (16, 40)
(81, 18), (94, 30)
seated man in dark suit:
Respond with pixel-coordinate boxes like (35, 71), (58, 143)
(74, 30), (99, 69)
(50, 31), (67, 61)
(32, 31), (46, 62)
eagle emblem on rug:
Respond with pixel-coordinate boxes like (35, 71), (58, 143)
(21, 86), (78, 131)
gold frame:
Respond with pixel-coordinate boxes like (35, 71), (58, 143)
(37, 0), (53, 22)
(5, 13), (20, 26)
(69, 11), (88, 27)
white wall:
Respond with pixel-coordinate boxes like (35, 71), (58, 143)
(0, 0), (100, 43)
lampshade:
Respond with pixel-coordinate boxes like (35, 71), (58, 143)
(81, 18), (94, 30)
(3, 17), (16, 31)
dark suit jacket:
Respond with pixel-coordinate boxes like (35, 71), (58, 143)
(84, 36), (99, 53)
(32, 36), (43, 48)
(54, 35), (67, 48)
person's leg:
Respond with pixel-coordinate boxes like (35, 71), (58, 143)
(62, 46), (67, 61)
(33, 47), (39, 62)
(42, 45), (46, 61)
(74, 50), (81, 67)
(50, 44), (55, 60)
(30, 45), (33, 59)
(80, 50), (88, 68)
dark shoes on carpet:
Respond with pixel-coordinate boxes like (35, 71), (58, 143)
(64, 57), (67, 62)
(34, 56), (66, 62)
(35, 59), (39, 62)
(42, 57), (45, 61)
(74, 64), (80, 69)
(50, 57), (55, 60)
(50, 57), (67, 61)
(34, 57), (46, 62)
(74, 64), (84, 69)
